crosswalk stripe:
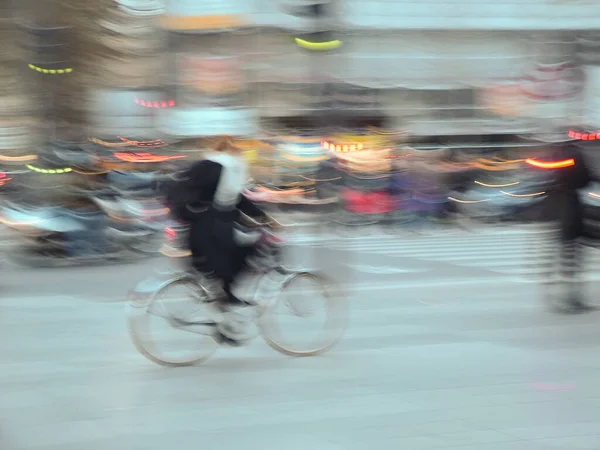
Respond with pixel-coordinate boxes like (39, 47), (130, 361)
(284, 228), (600, 277)
(284, 226), (550, 243)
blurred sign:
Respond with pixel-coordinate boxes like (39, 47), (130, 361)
(161, 0), (249, 29)
(521, 63), (585, 101)
(179, 55), (243, 95)
(160, 15), (245, 30)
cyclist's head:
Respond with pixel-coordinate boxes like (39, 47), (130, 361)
(214, 136), (235, 153)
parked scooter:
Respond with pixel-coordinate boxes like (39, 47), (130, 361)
(0, 196), (166, 267)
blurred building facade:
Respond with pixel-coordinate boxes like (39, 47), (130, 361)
(153, 0), (597, 151)
(0, 1), (37, 165)
(6, 0), (598, 168)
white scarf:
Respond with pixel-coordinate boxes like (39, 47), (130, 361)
(205, 152), (248, 210)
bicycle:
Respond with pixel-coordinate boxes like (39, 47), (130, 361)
(125, 215), (348, 366)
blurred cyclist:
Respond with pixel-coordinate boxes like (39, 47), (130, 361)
(169, 137), (271, 310)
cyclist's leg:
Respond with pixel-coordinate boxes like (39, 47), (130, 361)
(221, 245), (258, 307)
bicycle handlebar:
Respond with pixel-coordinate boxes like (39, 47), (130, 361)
(240, 212), (284, 229)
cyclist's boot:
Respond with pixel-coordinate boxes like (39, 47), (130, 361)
(214, 283), (258, 342)
(220, 281), (258, 310)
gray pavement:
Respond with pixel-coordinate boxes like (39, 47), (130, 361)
(2, 227), (600, 449)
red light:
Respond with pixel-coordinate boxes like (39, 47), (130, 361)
(165, 226), (177, 241)
(134, 97), (176, 108)
(567, 129), (600, 140)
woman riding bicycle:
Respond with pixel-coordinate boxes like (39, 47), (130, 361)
(172, 137), (271, 309)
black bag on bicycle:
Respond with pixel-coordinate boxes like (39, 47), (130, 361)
(165, 176), (192, 222)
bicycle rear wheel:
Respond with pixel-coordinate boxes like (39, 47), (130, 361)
(258, 271), (348, 356)
(126, 278), (220, 366)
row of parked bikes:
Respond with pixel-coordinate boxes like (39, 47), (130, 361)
(0, 166), (584, 267)
(0, 169), (173, 266)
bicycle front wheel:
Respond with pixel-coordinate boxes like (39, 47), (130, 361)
(258, 271), (348, 357)
(126, 278), (219, 367)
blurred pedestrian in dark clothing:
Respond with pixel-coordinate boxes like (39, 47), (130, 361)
(539, 142), (591, 310)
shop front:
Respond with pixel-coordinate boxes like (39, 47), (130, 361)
(320, 31), (586, 152)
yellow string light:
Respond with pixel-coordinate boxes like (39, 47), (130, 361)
(26, 164), (72, 174)
(28, 64), (73, 74)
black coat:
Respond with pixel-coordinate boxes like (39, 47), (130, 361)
(181, 160), (266, 280)
(541, 144), (591, 240)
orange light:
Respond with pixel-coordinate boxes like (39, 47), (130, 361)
(89, 137), (129, 147)
(525, 158), (575, 169)
(118, 137), (167, 148)
(325, 141), (370, 152)
(0, 154), (37, 162)
(113, 152), (187, 163)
